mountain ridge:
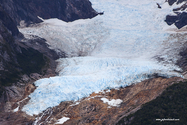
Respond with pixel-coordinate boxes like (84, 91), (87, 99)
(0, 0), (98, 26)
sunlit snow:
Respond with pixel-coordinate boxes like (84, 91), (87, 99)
(13, 106), (19, 112)
(55, 117), (70, 124)
(101, 98), (123, 107)
(21, 0), (187, 115)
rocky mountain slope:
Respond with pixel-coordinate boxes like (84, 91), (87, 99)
(0, 77), (182, 125)
(165, 0), (187, 28)
(0, 0), (98, 96)
(0, 0), (98, 25)
(0, 5), (24, 94)
(116, 80), (187, 125)
(0, 4), (52, 104)
(0, 0), (98, 120)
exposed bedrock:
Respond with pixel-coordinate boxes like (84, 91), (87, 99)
(0, 0), (98, 102)
(167, 0), (187, 6)
(0, 5), (19, 36)
(165, 12), (187, 29)
(165, 0), (187, 29)
(0, 0), (98, 26)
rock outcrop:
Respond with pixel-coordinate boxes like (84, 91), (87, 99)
(167, 0), (186, 6)
(0, 0), (98, 26)
(0, 5), (19, 36)
(0, 5), (21, 96)
(165, 0), (187, 29)
(0, 2), (55, 104)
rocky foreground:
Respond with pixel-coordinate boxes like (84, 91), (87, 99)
(0, 77), (182, 125)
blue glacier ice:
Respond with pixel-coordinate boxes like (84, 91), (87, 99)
(22, 57), (181, 115)
(21, 0), (186, 115)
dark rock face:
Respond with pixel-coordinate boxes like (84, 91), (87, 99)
(175, 12), (187, 29)
(0, 6), (20, 89)
(168, 0), (177, 6)
(165, 15), (178, 25)
(165, 12), (187, 29)
(21, 36), (64, 60)
(167, 0), (187, 5)
(0, 26), (47, 96)
(0, 5), (51, 99)
(0, 0), (98, 25)
(0, 5), (19, 36)
(165, 0), (187, 29)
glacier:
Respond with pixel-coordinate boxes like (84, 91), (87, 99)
(21, 0), (187, 115)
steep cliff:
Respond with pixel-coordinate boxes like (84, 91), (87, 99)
(165, 0), (187, 29)
(0, 5), (54, 101)
(0, 5), (21, 92)
(0, 5), (19, 36)
(0, 0), (98, 25)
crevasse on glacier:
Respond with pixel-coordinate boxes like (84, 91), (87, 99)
(21, 0), (186, 115)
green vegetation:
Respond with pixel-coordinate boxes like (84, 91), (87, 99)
(116, 81), (187, 125)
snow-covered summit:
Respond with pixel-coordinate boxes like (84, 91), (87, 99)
(21, 0), (187, 115)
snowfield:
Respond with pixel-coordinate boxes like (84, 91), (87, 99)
(21, 0), (187, 115)
(101, 98), (123, 107)
(55, 117), (70, 124)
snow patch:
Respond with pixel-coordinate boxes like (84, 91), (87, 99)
(70, 102), (80, 107)
(101, 98), (123, 107)
(106, 90), (111, 93)
(55, 117), (70, 124)
(86, 95), (103, 100)
(13, 106), (19, 112)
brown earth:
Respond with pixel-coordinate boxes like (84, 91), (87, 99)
(24, 77), (181, 125)
(0, 75), (183, 125)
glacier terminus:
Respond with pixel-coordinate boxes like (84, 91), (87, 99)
(20, 0), (187, 115)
